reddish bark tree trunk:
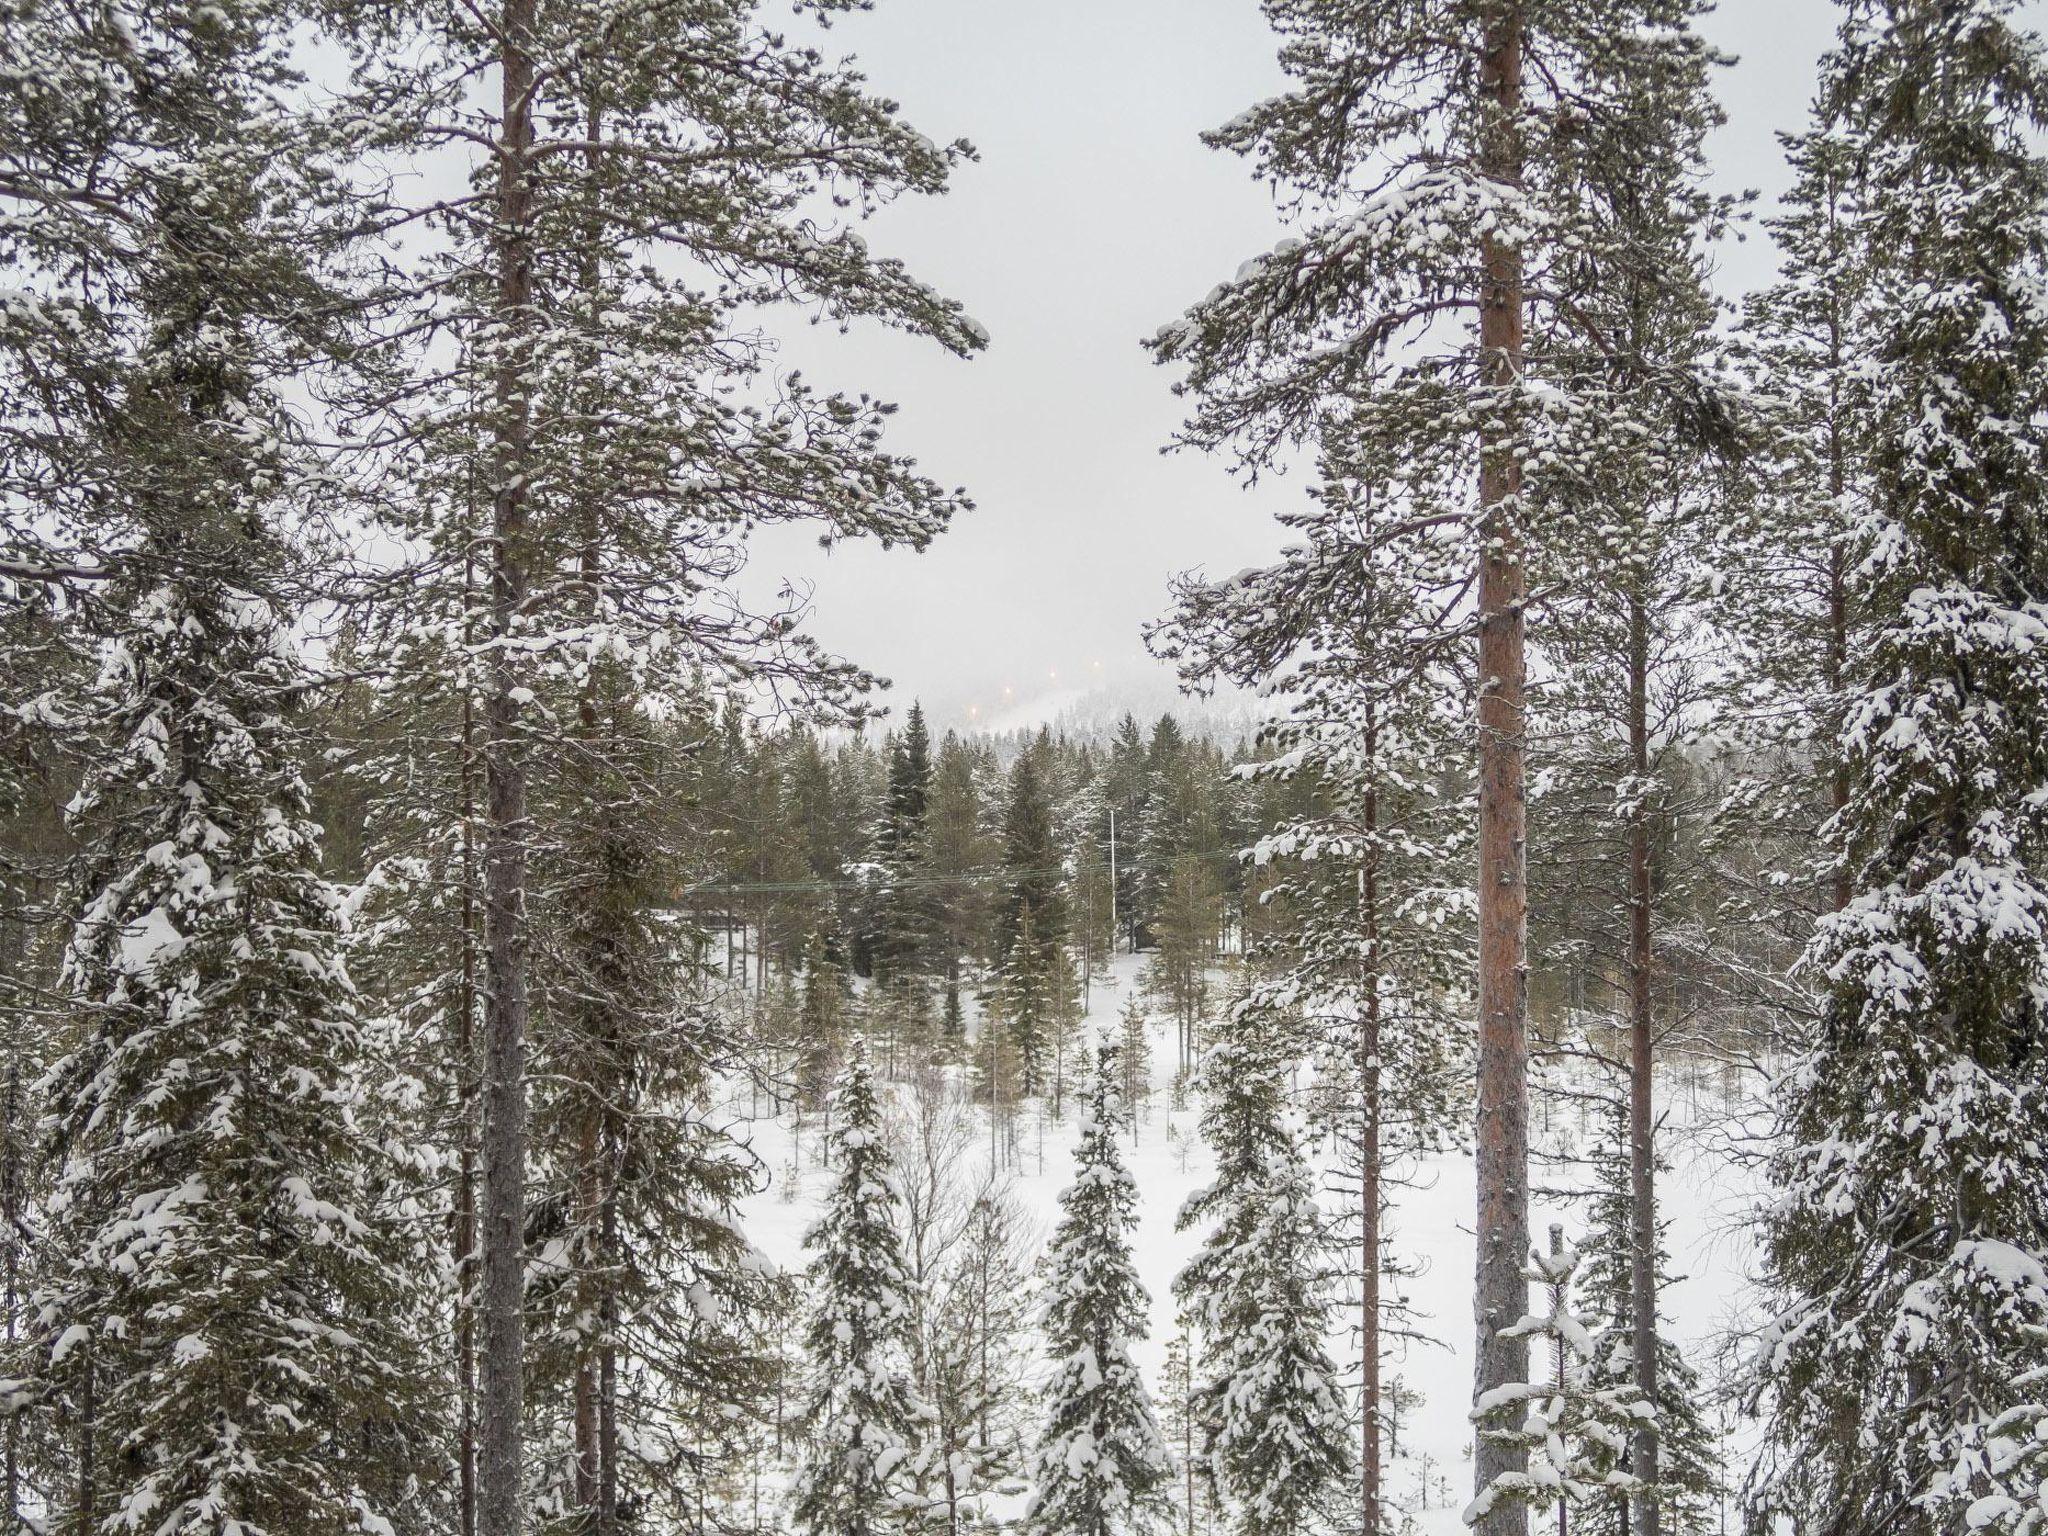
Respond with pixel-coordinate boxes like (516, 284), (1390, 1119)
(1359, 713), (1384, 1536)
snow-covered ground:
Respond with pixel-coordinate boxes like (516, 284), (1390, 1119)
(726, 951), (1763, 1535)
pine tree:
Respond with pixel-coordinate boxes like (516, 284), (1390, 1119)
(1047, 945), (1086, 1119)
(1532, 24), (1743, 1530)
(1148, 7), (1735, 1523)
(349, 8), (985, 1522)
(1031, 1043), (1172, 1536)
(927, 1183), (1035, 1536)
(1148, 860), (1219, 1078)
(1065, 768), (1115, 1000)
(1174, 1015), (1351, 1536)
(1105, 718), (1150, 957)
(1731, 119), (1873, 927)
(926, 733), (995, 1020)
(1748, 3), (2048, 1531)
(1153, 445), (1474, 1536)
(795, 1041), (928, 1536)
(789, 730), (853, 947)
(1158, 1327), (1203, 1536)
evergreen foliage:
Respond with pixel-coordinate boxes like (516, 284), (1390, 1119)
(1031, 1044), (1172, 1536)
(1465, 1233), (1652, 1527)
(1174, 1014), (1351, 1536)
(1749, 3), (2048, 1531)
(795, 1041), (928, 1536)
(1572, 1110), (1723, 1536)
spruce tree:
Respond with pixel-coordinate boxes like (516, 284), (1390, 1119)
(998, 906), (1053, 1100)
(795, 1040), (927, 1536)
(1465, 1231), (1652, 1529)
(1174, 1014), (1351, 1536)
(1001, 749), (1066, 959)
(878, 705), (938, 993)
(1748, 3), (2048, 1531)
(1031, 1043), (1172, 1536)
(1572, 1109), (1722, 1536)
(39, 580), (440, 1535)
(0, 0), (441, 1527)
(1134, 718), (1201, 942)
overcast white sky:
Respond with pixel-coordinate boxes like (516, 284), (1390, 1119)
(743, 0), (1881, 735)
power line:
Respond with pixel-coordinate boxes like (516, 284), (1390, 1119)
(665, 842), (1253, 901)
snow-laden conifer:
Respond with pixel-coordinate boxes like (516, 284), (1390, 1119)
(39, 577), (437, 1536)
(1748, 4), (2048, 1531)
(1174, 1016), (1351, 1536)
(1150, 6), (1732, 1526)
(1465, 1232), (1652, 1528)
(1570, 1110), (1723, 1536)
(0, 0), (440, 1527)
(1030, 1042), (1172, 1536)
(795, 1040), (927, 1536)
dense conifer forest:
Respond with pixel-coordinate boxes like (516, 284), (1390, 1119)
(5, 1), (2048, 1536)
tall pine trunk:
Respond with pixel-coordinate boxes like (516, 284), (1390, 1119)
(1472, 4), (1530, 1532)
(480, 3), (537, 1530)
(1, 908), (23, 1535)
(1625, 588), (1659, 1536)
(1359, 713), (1384, 1536)
(1360, 904), (1382, 1536)
(458, 548), (482, 1536)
